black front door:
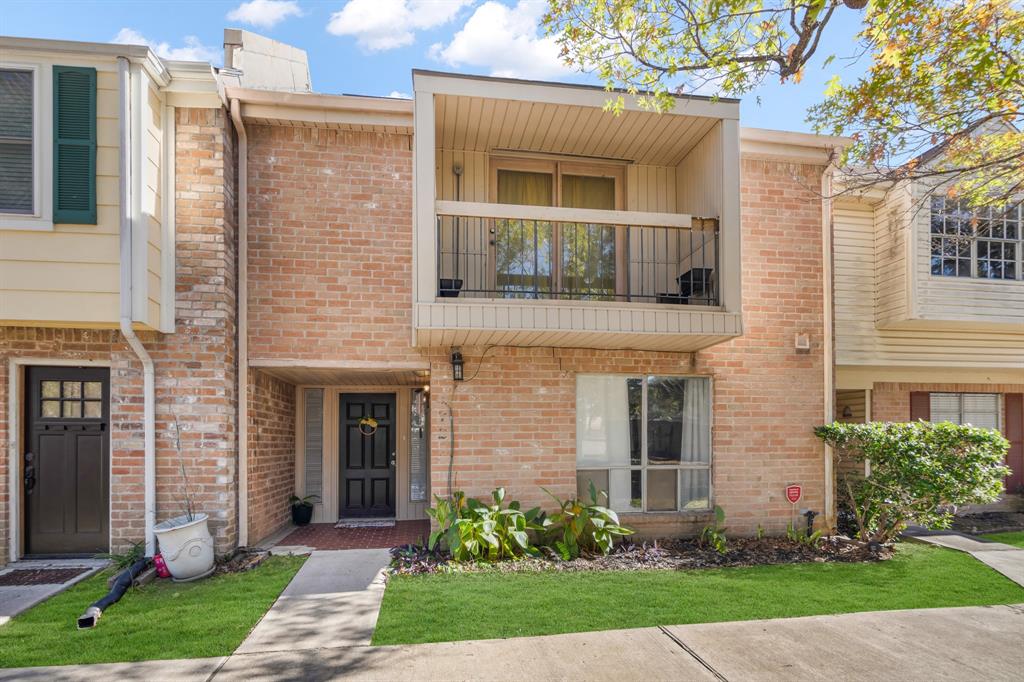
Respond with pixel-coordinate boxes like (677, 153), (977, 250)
(340, 393), (396, 517)
(25, 366), (110, 556)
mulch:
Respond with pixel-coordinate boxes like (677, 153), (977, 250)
(388, 536), (892, 576)
(952, 512), (1024, 535)
(216, 549), (270, 574)
(0, 568), (90, 586)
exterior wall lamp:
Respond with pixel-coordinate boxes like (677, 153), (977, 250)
(451, 350), (464, 381)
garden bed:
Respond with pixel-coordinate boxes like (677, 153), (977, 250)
(951, 511), (1024, 535)
(389, 535), (890, 576)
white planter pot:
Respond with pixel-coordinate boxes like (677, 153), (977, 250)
(154, 513), (215, 582)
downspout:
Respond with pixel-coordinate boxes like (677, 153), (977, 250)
(118, 56), (157, 556)
(229, 98), (249, 548)
(821, 166), (836, 531)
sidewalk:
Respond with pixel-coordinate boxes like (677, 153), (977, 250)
(235, 549), (391, 654)
(905, 528), (1024, 587)
(0, 559), (107, 627)
(5, 603), (1023, 681)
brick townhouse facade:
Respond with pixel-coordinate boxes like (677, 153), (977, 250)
(5, 31), (914, 566)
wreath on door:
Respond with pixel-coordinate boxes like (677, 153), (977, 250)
(358, 416), (378, 436)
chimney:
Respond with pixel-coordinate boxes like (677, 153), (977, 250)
(222, 28), (312, 93)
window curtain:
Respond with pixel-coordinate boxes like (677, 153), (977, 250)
(561, 175), (615, 210)
(497, 169), (552, 206)
(561, 174), (617, 297)
(576, 375), (630, 467)
(680, 378), (710, 463)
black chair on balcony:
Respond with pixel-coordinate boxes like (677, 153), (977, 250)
(438, 278), (463, 297)
(657, 268), (715, 305)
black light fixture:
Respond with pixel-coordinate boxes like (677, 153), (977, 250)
(450, 349), (464, 381)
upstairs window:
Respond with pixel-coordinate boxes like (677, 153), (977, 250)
(0, 68), (35, 215)
(931, 196), (1022, 280)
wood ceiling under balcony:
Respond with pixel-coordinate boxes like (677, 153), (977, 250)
(435, 94), (720, 167)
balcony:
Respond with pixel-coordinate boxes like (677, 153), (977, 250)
(411, 71), (743, 352)
(436, 201), (719, 305)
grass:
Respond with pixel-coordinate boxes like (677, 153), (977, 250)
(372, 542), (1024, 645)
(981, 531), (1024, 548)
(0, 555), (305, 669)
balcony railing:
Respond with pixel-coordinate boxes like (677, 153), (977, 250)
(435, 201), (719, 306)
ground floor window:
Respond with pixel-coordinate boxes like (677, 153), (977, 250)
(929, 393), (1000, 430)
(575, 375), (711, 512)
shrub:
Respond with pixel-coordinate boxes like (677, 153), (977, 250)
(698, 505), (728, 554)
(541, 482), (634, 559)
(815, 421), (1010, 544)
(426, 488), (544, 561)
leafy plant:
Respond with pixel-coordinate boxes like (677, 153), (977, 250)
(756, 523), (765, 540)
(289, 494), (319, 508)
(96, 540), (145, 571)
(698, 505), (728, 555)
(426, 488), (545, 562)
(786, 522), (823, 549)
(541, 482), (634, 560)
(816, 421), (1010, 544)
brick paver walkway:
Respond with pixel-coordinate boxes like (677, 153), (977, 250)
(278, 521), (430, 550)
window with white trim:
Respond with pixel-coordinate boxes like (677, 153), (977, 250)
(0, 67), (35, 215)
(929, 393), (1000, 430)
(930, 196), (1022, 280)
(576, 375), (711, 512)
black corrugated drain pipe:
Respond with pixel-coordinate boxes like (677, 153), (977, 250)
(77, 558), (149, 629)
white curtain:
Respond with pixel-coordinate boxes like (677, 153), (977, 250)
(680, 378), (710, 463)
(576, 375), (630, 467)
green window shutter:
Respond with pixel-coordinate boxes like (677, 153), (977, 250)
(52, 65), (96, 224)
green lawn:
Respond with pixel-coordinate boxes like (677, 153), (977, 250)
(373, 543), (1024, 645)
(981, 531), (1024, 548)
(0, 555), (305, 668)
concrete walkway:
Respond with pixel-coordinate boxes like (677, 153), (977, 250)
(234, 549), (391, 654)
(905, 528), (1024, 587)
(0, 558), (107, 627)
(5, 604), (1023, 681)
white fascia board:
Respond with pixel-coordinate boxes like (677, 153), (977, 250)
(413, 70), (739, 120)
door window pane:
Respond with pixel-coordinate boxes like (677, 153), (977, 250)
(62, 401), (81, 418)
(84, 381), (102, 399)
(62, 381), (81, 398)
(0, 69), (34, 214)
(84, 401), (102, 418)
(41, 400), (59, 417)
(410, 388), (429, 502)
(561, 175), (615, 210)
(41, 381), (60, 398)
(496, 169), (553, 206)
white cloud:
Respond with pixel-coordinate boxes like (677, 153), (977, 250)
(327, 0), (472, 52)
(227, 0), (303, 29)
(113, 28), (220, 63)
(430, 1), (570, 80)
(388, 90), (412, 99)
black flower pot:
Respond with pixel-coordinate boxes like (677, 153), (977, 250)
(291, 504), (314, 526)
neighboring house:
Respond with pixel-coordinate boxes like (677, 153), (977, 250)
(1, 29), (848, 565)
(0, 36), (231, 566)
(833, 159), (1024, 505)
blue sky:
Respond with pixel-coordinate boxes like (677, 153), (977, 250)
(2, 0), (869, 132)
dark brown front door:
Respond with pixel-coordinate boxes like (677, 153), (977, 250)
(340, 393), (396, 517)
(25, 366), (109, 556)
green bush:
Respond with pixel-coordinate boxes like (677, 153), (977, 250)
(541, 482), (634, 559)
(815, 421), (1010, 543)
(426, 488), (544, 561)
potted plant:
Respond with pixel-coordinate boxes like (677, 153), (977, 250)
(290, 494), (319, 526)
(153, 417), (215, 582)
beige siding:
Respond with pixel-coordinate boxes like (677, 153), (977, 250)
(910, 180), (1024, 326)
(676, 121), (722, 217)
(873, 183), (912, 326)
(834, 196), (1024, 368)
(0, 64), (121, 326)
(0, 55), (172, 329)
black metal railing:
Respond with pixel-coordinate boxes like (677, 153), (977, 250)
(436, 211), (719, 305)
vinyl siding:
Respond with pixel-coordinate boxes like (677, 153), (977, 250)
(0, 54), (171, 329)
(834, 196), (1024, 368)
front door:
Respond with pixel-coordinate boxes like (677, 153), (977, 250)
(25, 366), (109, 556)
(339, 393), (396, 517)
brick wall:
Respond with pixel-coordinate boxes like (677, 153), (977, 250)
(247, 369), (296, 544)
(872, 382), (1024, 423)
(245, 126), (418, 364)
(0, 107), (238, 566)
(427, 157), (828, 536)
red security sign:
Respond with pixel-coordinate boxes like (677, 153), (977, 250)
(785, 485), (802, 505)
